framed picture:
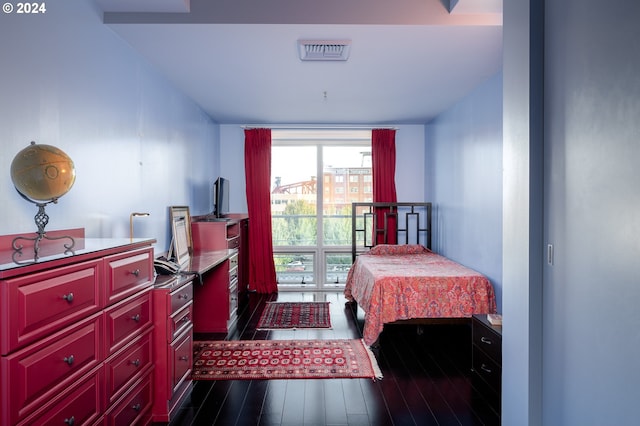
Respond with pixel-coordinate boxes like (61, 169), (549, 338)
(169, 206), (192, 266)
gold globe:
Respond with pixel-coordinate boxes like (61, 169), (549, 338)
(10, 142), (76, 202)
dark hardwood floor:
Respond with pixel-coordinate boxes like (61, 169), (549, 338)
(165, 291), (501, 426)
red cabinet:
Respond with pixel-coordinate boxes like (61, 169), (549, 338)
(0, 234), (156, 425)
(191, 215), (249, 294)
(152, 274), (194, 423)
(190, 219), (245, 334)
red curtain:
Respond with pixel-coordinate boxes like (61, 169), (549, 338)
(244, 128), (278, 293)
(372, 129), (398, 244)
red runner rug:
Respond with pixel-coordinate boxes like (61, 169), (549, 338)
(257, 301), (331, 330)
(192, 339), (382, 380)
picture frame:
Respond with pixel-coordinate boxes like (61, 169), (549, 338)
(169, 206), (192, 266)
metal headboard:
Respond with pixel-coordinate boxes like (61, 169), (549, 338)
(351, 202), (432, 261)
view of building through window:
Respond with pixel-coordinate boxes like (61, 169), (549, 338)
(270, 130), (371, 289)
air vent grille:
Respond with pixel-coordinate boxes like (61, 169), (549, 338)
(298, 40), (351, 61)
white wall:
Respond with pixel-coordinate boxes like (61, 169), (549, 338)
(0, 0), (219, 254)
(425, 72), (503, 311)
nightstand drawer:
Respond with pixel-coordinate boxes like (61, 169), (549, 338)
(472, 344), (501, 393)
(472, 317), (501, 364)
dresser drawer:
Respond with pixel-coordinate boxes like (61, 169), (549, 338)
(472, 317), (501, 364)
(104, 372), (153, 426)
(227, 236), (240, 250)
(170, 280), (193, 314)
(1, 313), (103, 426)
(104, 290), (152, 356)
(104, 327), (153, 405)
(229, 280), (238, 320)
(104, 247), (154, 305)
(228, 252), (238, 271)
(17, 367), (103, 426)
(170, 326), (193, 394)
(170, 303), (193, 342)
(1, 259), (102, 355)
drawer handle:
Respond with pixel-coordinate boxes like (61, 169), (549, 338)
(132, 403), (142, 412)
(130, 358), (141, 367)
(179, 355), (189, 361)
(131, 269), (140, 277)
(63, 355), (75, 365)
(480, 336), (493, 345)
(178, 293), (189, 300)
(480, 363), (493, 374)
(181, 316), (190, 323)
(62, 293), (74, 303)
(131, 314), (141, 322)
(64, 416), (75, 425)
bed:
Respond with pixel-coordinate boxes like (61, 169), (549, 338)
(344, 202), (497, 346)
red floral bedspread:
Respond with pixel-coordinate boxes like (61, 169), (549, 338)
(344, 245), (497, 346)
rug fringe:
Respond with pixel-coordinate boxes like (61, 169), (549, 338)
(361, 338), (384, 381)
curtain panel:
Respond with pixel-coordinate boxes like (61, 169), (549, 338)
(371, 129), (398, 244)
(244, 128), (278, 293)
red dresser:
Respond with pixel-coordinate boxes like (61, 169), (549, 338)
(0, 230), (156, 426)
(151, 273), (194, 423)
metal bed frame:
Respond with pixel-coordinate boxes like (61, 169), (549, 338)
(351, 202), (432, 261)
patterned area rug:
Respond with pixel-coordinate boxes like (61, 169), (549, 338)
(257, 301), (332, 330)
(192, 339), (383, 380)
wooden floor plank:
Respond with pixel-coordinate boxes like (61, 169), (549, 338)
(166, 291), (501, 426)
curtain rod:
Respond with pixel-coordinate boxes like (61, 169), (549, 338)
(240, 125), (398, 130)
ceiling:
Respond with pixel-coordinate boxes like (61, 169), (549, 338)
(94, 0), (502, 125)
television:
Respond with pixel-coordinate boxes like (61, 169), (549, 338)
(214, 177), (230, 218)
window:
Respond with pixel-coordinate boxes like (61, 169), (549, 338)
(271, 130), (371, 290)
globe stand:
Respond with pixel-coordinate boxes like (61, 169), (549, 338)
(11, 191), (75, 264)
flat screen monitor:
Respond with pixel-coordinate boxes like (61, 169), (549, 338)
(214, 177), (230, 218)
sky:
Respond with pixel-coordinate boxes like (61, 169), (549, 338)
(272, 144), (371, 186)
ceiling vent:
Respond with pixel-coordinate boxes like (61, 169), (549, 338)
(298, 40), (351, 61)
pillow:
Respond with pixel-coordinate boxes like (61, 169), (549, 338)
(367, 244), (429, 255)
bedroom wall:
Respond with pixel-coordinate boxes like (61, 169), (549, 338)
(0, 1), (219, 254)
(424, 72), (503, 311)
(218, 124), (428, 214)
(542, 0), (640, 423)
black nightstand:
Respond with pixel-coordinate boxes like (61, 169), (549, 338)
(471, 314), (502, 412)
